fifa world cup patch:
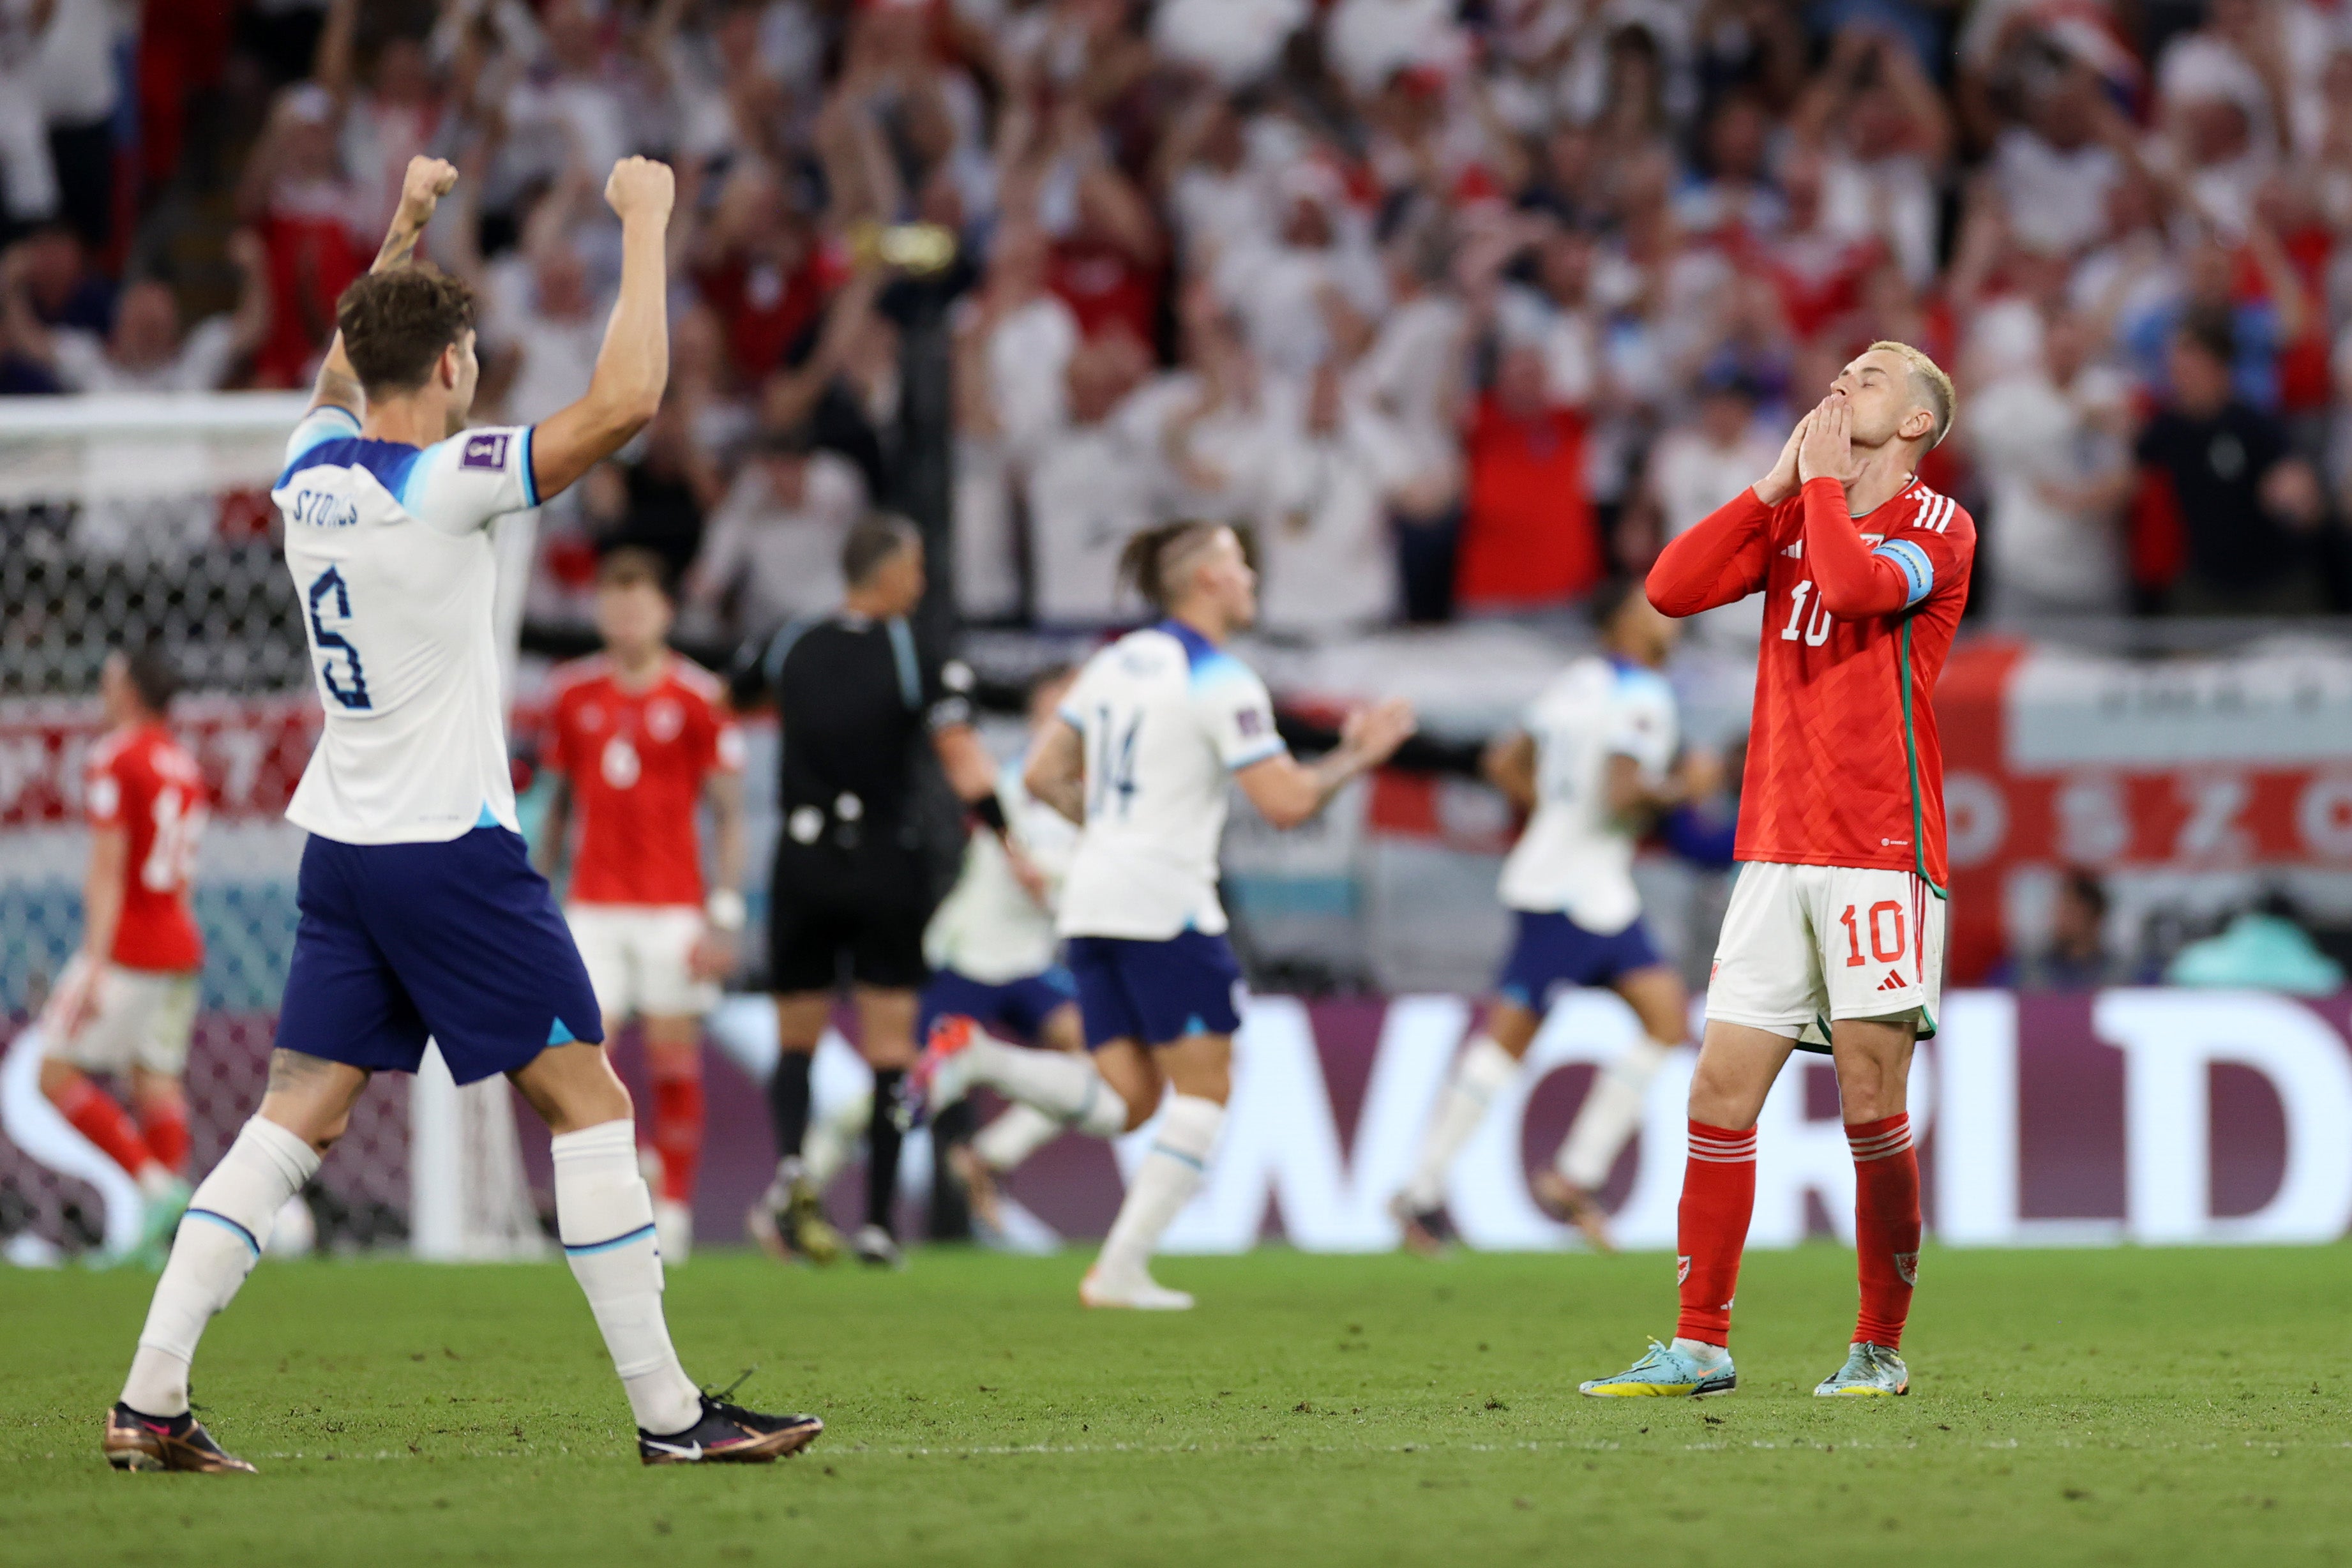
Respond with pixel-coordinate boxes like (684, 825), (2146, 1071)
(1895, 1251), (1919, 1286)
(462, 432), (511, 469)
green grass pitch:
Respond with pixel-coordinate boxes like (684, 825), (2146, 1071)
(2, 1244), (2347, 1567)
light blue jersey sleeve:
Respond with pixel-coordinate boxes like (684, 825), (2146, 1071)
(401, 425), (540, 536)
(283, 404), (361, 467)
(1192, 653), (1286, 771)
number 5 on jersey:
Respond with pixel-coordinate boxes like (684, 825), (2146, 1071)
(308, 566), (372, 710)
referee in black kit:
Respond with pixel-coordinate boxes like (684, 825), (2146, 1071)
(731, 513), (1014, 1268)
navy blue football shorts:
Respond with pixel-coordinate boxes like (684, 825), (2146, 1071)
(919, 963), (1078, 1043)
(275, 824), (604, 1085)
(1064, 930), (1244, 1051)
(1493, 908), (1664, 1013)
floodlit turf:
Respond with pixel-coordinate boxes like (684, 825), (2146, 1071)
(2, 1244), (2347, 1567)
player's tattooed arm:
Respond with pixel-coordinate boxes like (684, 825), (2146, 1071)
(1024, 719), (1088, 826)
(305, 155), (459, 419)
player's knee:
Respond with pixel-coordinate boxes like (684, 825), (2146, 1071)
(1685, 1060), (1761, 1131)
(1161, 1062), (1231, 1107)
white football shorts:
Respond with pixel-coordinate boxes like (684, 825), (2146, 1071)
(566, 905), (719, 1022)
(41, 954), (200, 1075)
(1703, 862), (1945, 1048)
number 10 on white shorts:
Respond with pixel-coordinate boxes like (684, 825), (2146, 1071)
(1703, 863), (1945, 1046)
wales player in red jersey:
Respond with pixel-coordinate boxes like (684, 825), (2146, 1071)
(1581, 342), (1971, 1401)
(539, 549), (748, 1266)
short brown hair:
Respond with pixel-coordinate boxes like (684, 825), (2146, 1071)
(117, 643), (181, 714)
(596, 547), (673, 599)
(336, 265), (478, 393)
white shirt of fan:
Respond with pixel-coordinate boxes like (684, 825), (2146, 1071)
(271, 404), (539, 845)
(1495, 655), (1679, 935)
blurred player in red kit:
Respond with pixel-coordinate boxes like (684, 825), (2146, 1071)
(539, 549), (750, 1265)
(40, 647), (207, 1265)
(1581, 342), (1972, 1401)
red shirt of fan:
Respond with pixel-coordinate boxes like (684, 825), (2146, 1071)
(86, 722), (207, 972)
(545, 657), (742, 908)
(1665, 478), (1975, 885)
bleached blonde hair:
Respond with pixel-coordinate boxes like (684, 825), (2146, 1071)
(1867, 340), (1956, 451)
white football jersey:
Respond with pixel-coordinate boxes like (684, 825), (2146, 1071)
(1496, 656), (1678, 932)
(272, 407), (540, 844)
(924, 764), (1078, 984)
(1055, 622), (1286, 941)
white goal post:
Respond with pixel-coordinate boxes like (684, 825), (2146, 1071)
(0, 391), (542, 1261)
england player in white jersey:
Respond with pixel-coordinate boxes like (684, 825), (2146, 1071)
(102, 156), (819, 1475)
(919, 522), (1414, 1307)
(1392, 580), (1718, 1254)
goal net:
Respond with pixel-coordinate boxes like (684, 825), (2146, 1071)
(0, 392), (541, 1263)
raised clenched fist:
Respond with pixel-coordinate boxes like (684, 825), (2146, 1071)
(396, 156), (459, 223)
(605, 156), (677, 223)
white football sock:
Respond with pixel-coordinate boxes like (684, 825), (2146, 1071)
(121, 1115), (318, 1416)
(968, 1036), (1127, 1138)
(1672, 1337), (1730, 1365)
(973, 1103), (1062, 1172)
(1096, 1094), (1222, 1280)
(803, 1092), (868, 1191)
(1555, 1036), (1677, 1189)
(1399, 1034), (1518, 1210)
(553, 1119), (702, 1436)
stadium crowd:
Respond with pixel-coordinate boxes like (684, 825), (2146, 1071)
(4, 0), (2352, 635)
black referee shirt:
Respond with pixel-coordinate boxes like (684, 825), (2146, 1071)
(730, 612), (972, 854)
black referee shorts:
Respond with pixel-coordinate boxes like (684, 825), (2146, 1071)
(766, 844), (932, 994)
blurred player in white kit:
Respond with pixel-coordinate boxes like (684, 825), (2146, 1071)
(920, 521), (1413, 1307)
(1392, 580), (1714, 1253)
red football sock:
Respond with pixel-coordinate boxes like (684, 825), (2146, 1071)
(53, 1076), (158, 1180)
(1849, 1112), (1921, 1348)
(649, 1065), (705, 1205)
(139, 1099), (191, 1175)
(1675, 1119), (1758, 1346)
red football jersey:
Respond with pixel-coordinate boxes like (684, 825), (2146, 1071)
(546, 656), (741, 907)
(86, 722), (207, 972)
(1659, 477), (1975, 885)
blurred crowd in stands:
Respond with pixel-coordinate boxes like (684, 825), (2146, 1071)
(6, 0), (2352, 640)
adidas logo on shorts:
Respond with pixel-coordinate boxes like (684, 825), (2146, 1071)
(1875, 970), (1907, 993)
